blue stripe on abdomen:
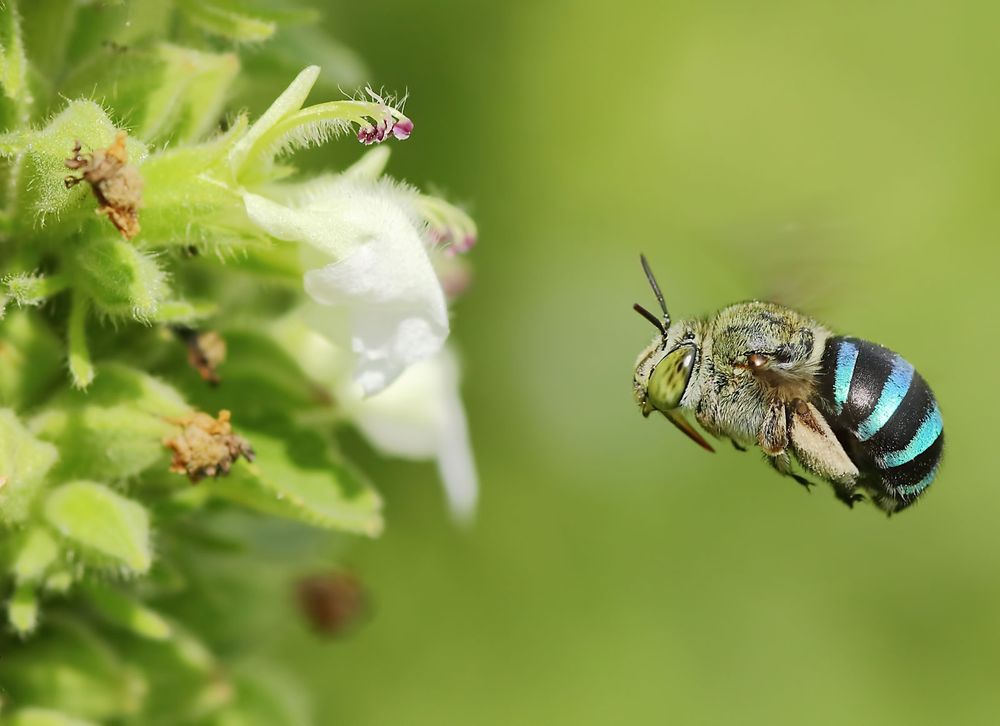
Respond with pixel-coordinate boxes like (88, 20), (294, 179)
(855, 356), (914, 441)
(878, 403), (943, 468)
(897, 465), (938, 497)
(833, 341), (859, 414)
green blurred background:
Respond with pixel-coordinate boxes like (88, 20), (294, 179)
(260, 2), (1000, 723)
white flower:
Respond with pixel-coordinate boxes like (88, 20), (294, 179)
(243, 177), (448, 395)
(341, 347), (478, 523)
(272, 320), (478, 523)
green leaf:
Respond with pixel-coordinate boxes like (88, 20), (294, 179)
(210, 430), (383, 536)
(82, 583), (172, 640)
(8, 581), (39, 634)
(73, 235), (168, 321)
(142, 44), (240, 143)
(177, 0), (277, 43)
(0, 408), (59, 526)
(0, 309), (64, 409)
(32, 363), (189, 481)
(44, 482), (152, 573)
(7, 707), (101, 726)
(11, 527), (60, 584)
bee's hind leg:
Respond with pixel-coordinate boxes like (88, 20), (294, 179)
(768, 452), (814, 492)
(832, 483), (865, 509)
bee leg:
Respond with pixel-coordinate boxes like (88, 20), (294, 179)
(731, 440), (747, 452)
(758, 400), (788, 456)
(832, 484), (865, 509)
(768, 452), (814, 492)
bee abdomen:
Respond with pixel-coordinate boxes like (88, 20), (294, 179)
(818, 336), (943, 510)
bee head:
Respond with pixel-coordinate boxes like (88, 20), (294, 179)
(632, 254), (714, 452)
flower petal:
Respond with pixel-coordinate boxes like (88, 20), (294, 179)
(345, 348), (478, 522)
(243, 178), (448, 395)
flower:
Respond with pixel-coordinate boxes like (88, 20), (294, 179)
(341, 347), (478, 522)
(244, 177), (449, 395)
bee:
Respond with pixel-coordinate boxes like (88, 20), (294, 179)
(632, 255), (943, 513)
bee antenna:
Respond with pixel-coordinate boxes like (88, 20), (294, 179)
(639, 254), (670, 327)
(633, 303), (666, 337)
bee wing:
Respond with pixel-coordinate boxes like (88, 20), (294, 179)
(788, 401), (859, 484)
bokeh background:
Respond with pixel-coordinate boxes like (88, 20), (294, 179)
(247, 2), (1000, 724)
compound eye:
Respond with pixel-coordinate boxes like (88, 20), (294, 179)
(646, 344), (697, 412)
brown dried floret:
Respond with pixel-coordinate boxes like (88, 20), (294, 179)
(164, 409), (255, 483)
(65, 131), (144, 239)
(296, 571), (369, 637)
(174, 327), (227, 385)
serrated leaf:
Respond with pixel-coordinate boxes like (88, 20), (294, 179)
(7, 708), (101, 726)
(210, 430), (382, 536)
(0, 408), (59, 526)
(45, 482), (152, 573)
(8, 581), (39, 634)
(12, 527), (60, 584)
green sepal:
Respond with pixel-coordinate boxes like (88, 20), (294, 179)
(44, 481), (153, 574)
(0, 100), (146, 221)
(0, 408), (59, 526)
(82, 582), (172, 640)
(73, 235), (169, 321)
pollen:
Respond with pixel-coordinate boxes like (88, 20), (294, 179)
(65, 131), (144, 240)
(164, 409), (255, 483)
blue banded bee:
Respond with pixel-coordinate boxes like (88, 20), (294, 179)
(632, 256), (943, 513)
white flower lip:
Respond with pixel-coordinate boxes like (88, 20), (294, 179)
(345, 348), (478, 522)
(243, 178), (449, 396)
